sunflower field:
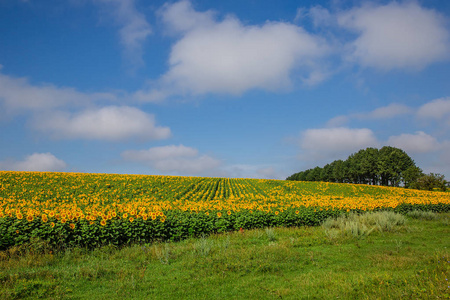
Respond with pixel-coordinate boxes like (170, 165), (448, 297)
(1, 171), (449, 250)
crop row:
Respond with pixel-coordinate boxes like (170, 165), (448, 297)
(1, 171), (449, 250)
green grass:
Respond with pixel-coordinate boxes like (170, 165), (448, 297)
(1, 213), (449, 299)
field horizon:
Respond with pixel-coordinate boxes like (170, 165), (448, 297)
(1, 171), (450, 298)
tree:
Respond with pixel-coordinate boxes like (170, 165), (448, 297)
(331, 160), (347, 183)
(320, 164), (334, 182)
(286, 146), (419, 188)
(402, 166), (423, 189)
(377, 146), (415, 186)
(306, 167), (322, 181)
(360, 147), (379, 185)
(412, 173), (447, 191)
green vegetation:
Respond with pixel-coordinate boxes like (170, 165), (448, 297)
(2, 171), (450, 251)
(287, 146), (448, 191)
(1, 212), (449, 299)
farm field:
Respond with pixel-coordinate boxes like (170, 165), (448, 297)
(1, 171), (449, 250)
(1, 212), (449, 299)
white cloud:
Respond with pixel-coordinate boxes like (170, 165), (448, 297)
(32, 106), (171, 141)
(338, 2), (450, 70)
(122, 144), (197, 161)
(326, 115), (350, 127)
(308, 6), (333, 28)
(139, 0), (329, 100)
(0, 153), (67, 172)
(440, 141), (450, 166)
(159, 0), (216, 34)
(256, 167), (278, 179)
(94, 0), (152, 71)
(387, 131), (440, 154)
(361, 103), (413, 119)
(417, 97), (450, 123)
(122, 144), (221, 175)
(326, 103), (412, 127)
(300, 127), (379, 160)
(0, 71), (115, 112)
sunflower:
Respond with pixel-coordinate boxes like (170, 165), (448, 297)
(50, 222), (55, 228)
(129, 217), (134, 223)
(69, 223), (75, 230)
(41, 214), (48, 222)
(26, 215), (33, 222)
(100, 220), (106, 226)
(217, 212), (222, 218)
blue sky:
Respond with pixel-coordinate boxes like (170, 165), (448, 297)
(1, 0), (450, 179)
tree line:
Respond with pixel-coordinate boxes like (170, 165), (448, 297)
(286, 146), (447, 191)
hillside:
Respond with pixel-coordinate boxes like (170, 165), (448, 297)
(1, 171), (450, 250)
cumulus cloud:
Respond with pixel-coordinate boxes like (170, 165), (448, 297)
(338, 2), (450, 70)
(417, 97), (450, 123)
(32, 106), (171, 141)
(326, 115), (350, 127)
(387, 131), (440, 154)
(158, 0), (216, 33)
(326, 103), (413, 127)
(0, 71), (115, 112)
(361, 103), (413, 119)
(138, 0), (329, 100)
(300, 127), (379, 160)
(122, 144), (221, 175)
(94, 0), (152, 71)
(0, 153), (67, 172)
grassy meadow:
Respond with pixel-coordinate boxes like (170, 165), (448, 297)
(0, 211), (449, 299)
(1, 171), (450, 299)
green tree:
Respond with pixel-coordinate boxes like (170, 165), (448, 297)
(320, 164), (334, 182)
(378, 146), (415, 187)
(413, 173), (447, 191)
(331, 160), (347, 183)
(402, 166), (423, 188)
(360, 147), (379, 185)
(306, 167), (322, 181)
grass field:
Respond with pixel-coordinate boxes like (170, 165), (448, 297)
(0, 211), (449, 299)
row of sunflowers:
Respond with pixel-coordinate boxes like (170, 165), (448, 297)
(1, 171), (449, 250)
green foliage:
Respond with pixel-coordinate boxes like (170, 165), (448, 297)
(1, 214), (449, 299)
(407, 210), (438, 220)
(287, 146), (424, 188)
(411, 173), (447, 191)
(1, 171), (449, 251)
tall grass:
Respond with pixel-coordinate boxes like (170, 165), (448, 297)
(322, 211), (407, 239)
(407, 209), (439, 220)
